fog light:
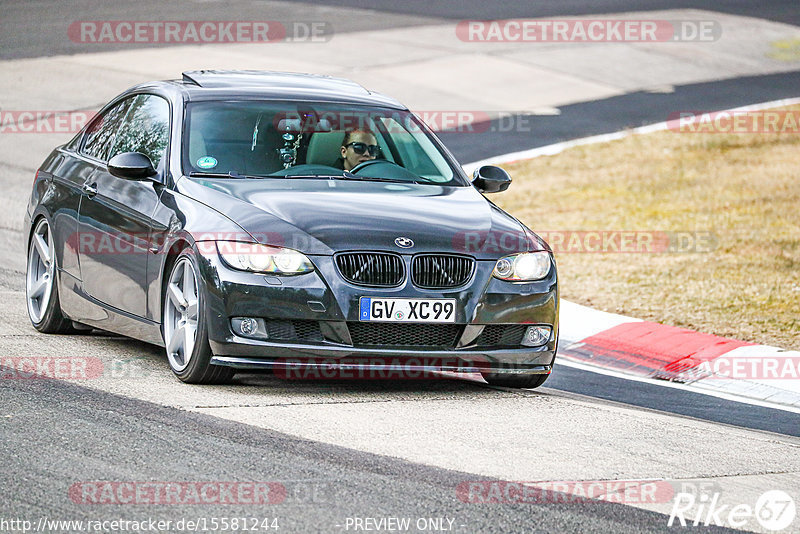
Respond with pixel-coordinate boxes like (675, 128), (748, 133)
(231, 317), (268, 339)
(522, 325), (551, 347)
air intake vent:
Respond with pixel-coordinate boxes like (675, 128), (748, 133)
(474, 325), (527, 346)
(336, 253), (404, 287)
(412, 254), (475, 289)
(347, 322), (462, 347)
(265, 320), (323, 342)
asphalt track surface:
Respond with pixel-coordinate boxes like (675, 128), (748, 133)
(548, 364), (800, 438)
(302, 0), (800, 27)
(438, 71), (800, 162)
(2, 374), (740, 533)
(1, 2), (798, 531)
(4, 0), (800, 60)
(0, 0), (440, 60)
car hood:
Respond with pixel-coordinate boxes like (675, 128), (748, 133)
(179, 177), (542, 259)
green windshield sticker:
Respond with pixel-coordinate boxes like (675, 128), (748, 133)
(196, 156), (217, 169)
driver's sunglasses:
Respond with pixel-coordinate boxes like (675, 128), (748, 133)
(345, 142), (380, 157)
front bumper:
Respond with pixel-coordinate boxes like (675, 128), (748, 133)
(211, 355), (552, 376)
(198, 249), (558, 373)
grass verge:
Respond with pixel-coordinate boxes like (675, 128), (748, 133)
(496, 107), (800, 350)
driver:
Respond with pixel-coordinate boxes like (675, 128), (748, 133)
(338, 129), (379, 171)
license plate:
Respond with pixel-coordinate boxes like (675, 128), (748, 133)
(359, 297), (456, 323)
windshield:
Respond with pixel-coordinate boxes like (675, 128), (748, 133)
(182, 101), (466, 185)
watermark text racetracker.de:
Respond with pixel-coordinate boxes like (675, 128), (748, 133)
(667, 355), (800, 381)
(0, 357), (103, 380)
(669, 110), (800, 134)
(458, 479), (678, 504)
(272, 109), (553, 134)
(457, 19), (721, 42)
(68, 20), (332, 43)
(453, 230), (718, 255)
(274, 357), (492, 381)
(67, 479), (332, 505)
(411, 111), (551, 134)
(0, 356), (155, 380)
(69, 481), (286, 505)
(0, 111), (96, 134)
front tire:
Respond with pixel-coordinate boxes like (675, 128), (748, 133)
(26, 217), (76, 334)
(162, 247), (233, 384)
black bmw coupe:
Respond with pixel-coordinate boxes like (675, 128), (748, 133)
(25, 70), (558, 387)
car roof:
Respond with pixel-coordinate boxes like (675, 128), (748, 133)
(137, 70), (407, 109)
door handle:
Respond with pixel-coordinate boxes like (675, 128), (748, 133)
(82, 182), (97, 198)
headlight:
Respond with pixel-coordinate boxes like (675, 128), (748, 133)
(216, 242), (314, 275)
(492, 252), (551, 281)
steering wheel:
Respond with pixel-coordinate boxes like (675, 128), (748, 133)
(349, 159), (387, 174)
(349, 159), (424, 183)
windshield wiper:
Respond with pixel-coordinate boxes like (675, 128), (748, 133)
(200, 170), (426, 184)
(262, 173), (345, 179)
(336, 172), (423, 185)
(189, 171), (281, 179)
(190, 171), (244, 179)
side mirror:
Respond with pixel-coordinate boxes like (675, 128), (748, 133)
(108, 152), (157, 180)
(472, 165), (511, 193)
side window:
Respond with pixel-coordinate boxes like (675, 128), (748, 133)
(108, 94), (170, 169)
(81, 98), (133, 161)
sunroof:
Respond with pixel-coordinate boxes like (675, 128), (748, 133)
(181, 70), (369, 95)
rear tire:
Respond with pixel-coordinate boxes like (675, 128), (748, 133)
(26, 217), (79, 334)
(481, 372), (549, 389)
(162, 247), (233, 384)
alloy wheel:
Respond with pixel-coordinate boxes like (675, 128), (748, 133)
(163, 256), (200, 372)
(26, 218), (55, 325)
